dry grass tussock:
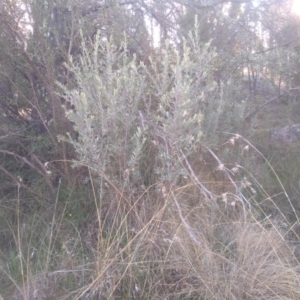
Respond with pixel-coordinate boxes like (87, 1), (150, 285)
(1, 178), (300, 300)
(1, 139), (300, 299)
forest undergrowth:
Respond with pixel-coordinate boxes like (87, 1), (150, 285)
(1, 28), (300, 299)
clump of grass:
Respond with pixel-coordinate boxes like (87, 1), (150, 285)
(2, 138), (300, 299)
(165, 213), (300, 299)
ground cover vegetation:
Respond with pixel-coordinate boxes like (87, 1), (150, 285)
(1, 0), (300, 299)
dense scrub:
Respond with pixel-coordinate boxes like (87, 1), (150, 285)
(1, 1), (300, 299)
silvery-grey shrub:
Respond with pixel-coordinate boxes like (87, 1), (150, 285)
(59, 21), (245, 190)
